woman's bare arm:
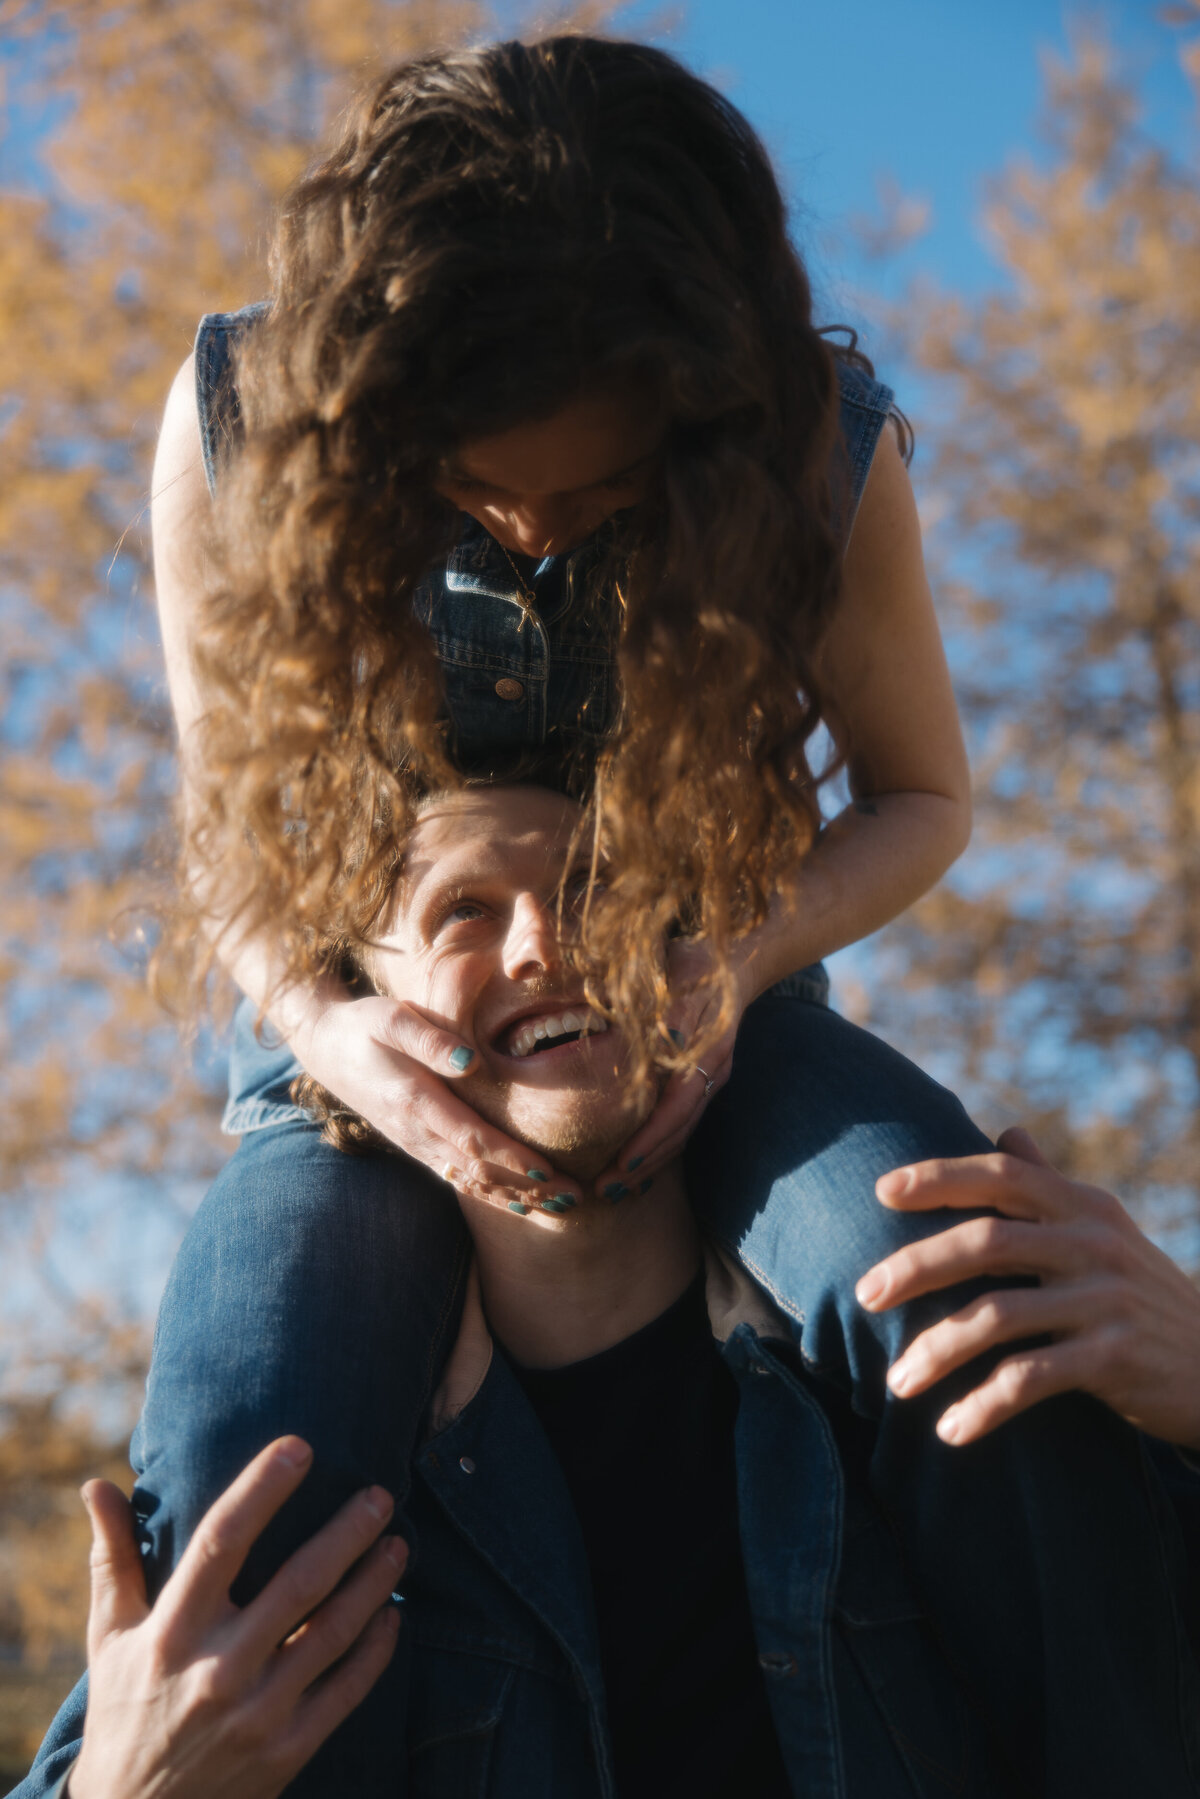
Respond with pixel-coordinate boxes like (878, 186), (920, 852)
(734, 422), (972, 998)
(149, 358), (583, 1205)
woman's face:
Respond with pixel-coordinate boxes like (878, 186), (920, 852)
(434, 386), (665, 558)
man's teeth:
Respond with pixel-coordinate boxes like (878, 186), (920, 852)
(508, 1009), (609, 1059)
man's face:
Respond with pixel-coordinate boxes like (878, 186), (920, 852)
(370, 785), (655, 1178)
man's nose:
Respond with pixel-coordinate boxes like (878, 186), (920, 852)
(502, 891), (561, 980)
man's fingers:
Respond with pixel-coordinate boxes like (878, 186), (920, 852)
(83, 1479), (150, 1648)
(269, 1531), (407, 1696)
(874, 1148), (1087, 1223)
(932, 1340), (1098, 1446)
(284, 1606), (401, 1768)
(887, 1283), (1107, 1400)
(156, 1438), (315, 1644)
(235, 1486), (398, 1666)
(995, 1125), (1052, 1168)
(857, 1214), (1077, 1311)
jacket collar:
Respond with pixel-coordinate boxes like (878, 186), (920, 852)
(428, 1239), (790, 1436)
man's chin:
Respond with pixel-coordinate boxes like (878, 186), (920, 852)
(462, 1069), (656, 1183)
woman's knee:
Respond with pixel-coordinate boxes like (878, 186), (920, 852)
(167, 1121), (466, 1335)
(689, 996), (995, 1384)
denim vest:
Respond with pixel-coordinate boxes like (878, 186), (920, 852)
(194, 303), (895, 780)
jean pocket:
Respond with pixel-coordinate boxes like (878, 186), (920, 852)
(407, 1648), (515, 1799)
(834, 1513), (977, 1796)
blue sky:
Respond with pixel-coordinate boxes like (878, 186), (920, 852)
(616, 0), (1195, 329)
(4, 3), (1198, 1347)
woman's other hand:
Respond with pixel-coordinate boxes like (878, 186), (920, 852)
(68, 1438), (405, 1799)
(597, 938), (744, 1197)
(299, 993), (583, 1209)
(856, 1127), (1200, 1450)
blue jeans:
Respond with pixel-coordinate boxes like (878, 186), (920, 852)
(18, 986), (1200, 1797)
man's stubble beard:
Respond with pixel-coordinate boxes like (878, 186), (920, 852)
(461, 1067), (655, 1182)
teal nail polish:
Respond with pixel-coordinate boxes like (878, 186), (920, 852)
(553, 1193), (577, 1207)
(604, 1181), (630, 1202)
(507, 1200), (531, 1215)
(449, 1045), (474, 1071)
(627, 1155), (645, 1171)
(668, 1028), (685, 1048)
(539, 1198), (569, 1214)
(526, 1168), (549, 1182)
(638, 1177), (654, 1195)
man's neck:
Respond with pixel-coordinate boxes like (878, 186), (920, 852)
(459, 1162), (700, 1370)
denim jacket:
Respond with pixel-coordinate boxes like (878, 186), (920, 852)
(192, 302), (896, 781)
(382, 1249), (1200, 1799)
(397, 1247), (1012, 1799)
(17, 1239), (1200, 1799)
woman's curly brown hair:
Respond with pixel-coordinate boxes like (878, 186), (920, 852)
(172, 35), (888, 1071)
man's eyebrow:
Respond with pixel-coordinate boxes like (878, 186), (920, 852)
(406, 870), (464, 914)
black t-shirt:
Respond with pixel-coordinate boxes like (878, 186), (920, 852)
(508, 1270), (792, 1799)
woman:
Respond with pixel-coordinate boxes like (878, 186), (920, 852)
(18, 33), (1200, 1799)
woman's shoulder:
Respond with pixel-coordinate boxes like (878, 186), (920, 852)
(194, 301), (270, 496)
(830, 355), (899, 544)
(831, 354), (895, 419)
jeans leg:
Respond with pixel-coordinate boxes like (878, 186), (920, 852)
(130, 1119), (469, 1797)
(687, 991), (994, 1407)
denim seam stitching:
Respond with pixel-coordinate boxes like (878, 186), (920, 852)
(423, 1234), (474, 1420)
(1138, 1434), (1200, 1787)
(407, 1663), (515, 1756)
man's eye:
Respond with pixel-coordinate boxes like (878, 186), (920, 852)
(438, 901), (486, 929)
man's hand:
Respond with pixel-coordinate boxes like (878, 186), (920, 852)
(68, 1438), (406, 1799)
(856, 1127), (1200, 1450)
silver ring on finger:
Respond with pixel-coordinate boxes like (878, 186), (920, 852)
(696, 1065), (716, 1096)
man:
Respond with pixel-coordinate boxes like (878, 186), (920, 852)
(22, 783), (1200, 1799)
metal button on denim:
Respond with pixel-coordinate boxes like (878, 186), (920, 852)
(494, 677), (524, 701)
(758, 1651), (798, 1676)
(459, 1455), (476, 1474)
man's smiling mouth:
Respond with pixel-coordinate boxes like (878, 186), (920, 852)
(496, 1006), (610, 1060)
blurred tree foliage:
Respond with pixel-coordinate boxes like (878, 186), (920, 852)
(862, 17), (1200, 1262)
(5, 0), (1200, 1764)
(0, 0), (615, 1755)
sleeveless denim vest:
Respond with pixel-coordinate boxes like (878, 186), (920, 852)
(194, 302), (895, 781)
